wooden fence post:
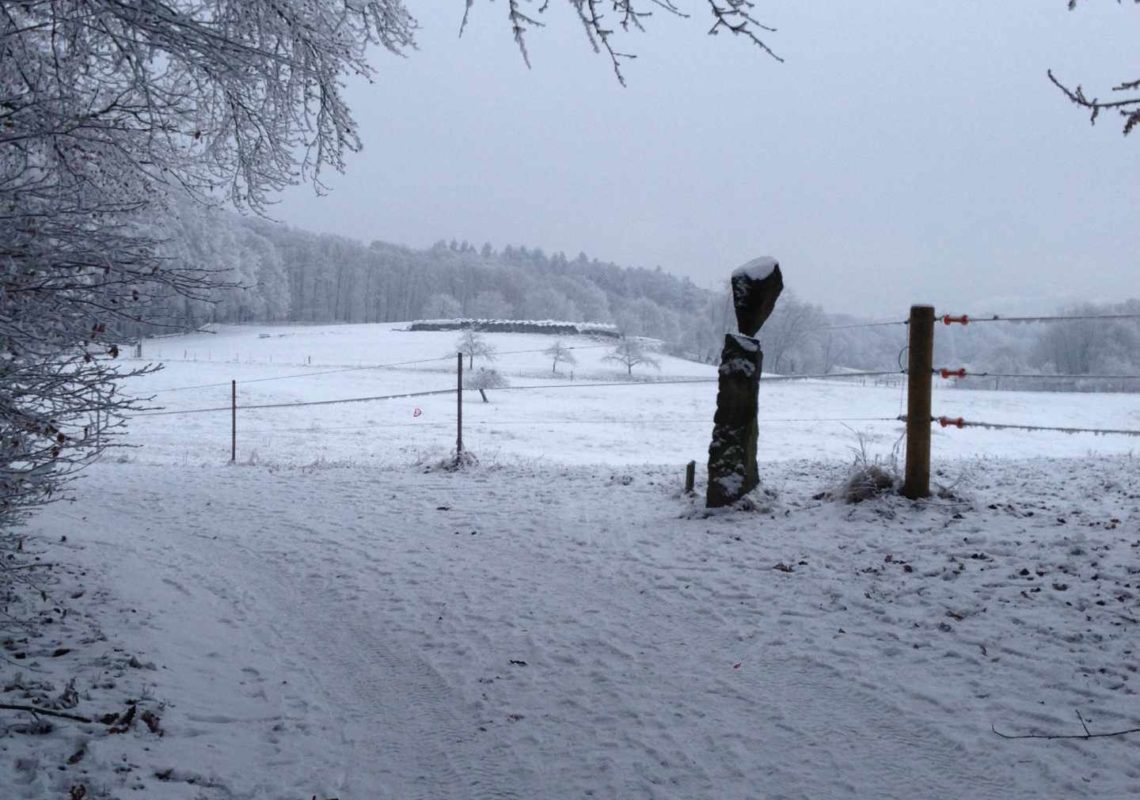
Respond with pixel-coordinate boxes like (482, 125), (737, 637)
(902, 305), (935, 498)
(231, 380), (236, 463)
(456, 353), (463, 454)
(684, 460), (696, 494)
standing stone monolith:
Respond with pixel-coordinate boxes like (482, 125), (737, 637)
(706, 257), (784, 508)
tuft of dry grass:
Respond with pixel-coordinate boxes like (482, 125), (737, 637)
(833, 431), (899, 504)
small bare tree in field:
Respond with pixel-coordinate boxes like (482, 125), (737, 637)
(544, 340), (578, 374)
(604, 337), (661, 377)
(466, 368), (509, 402)
(455, 331), (497, 369)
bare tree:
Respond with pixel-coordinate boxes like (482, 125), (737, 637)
(466, 368), (509, 402)
(544, 340), (579, 373)
(456, 330), (497, 369)
(604, 337), (661, 376)
(1050, 1), (1140, 135)
(757, 294), (824, 374)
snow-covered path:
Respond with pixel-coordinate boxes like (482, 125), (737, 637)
(70, 467), (539, 799)
(20, 456), (1139, 799)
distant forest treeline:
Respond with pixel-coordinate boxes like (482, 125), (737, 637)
(144, 200), (1140, 391)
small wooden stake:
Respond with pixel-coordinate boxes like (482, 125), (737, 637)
(231, 379), (237, 463)
(685, 460), (696, 494)
(456, 353), (463, 454)
(902, 305), (934, 499)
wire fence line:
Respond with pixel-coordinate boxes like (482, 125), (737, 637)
(132, 370), (906, 420)
(153, 362), (1140, 401)
(471, 415), (904, 426)
(933, 369), (1140, 381)
(140, 308), (1140, 394)
(231, 415), (905, 435)
(764, 371), (903, 383)
(128, 304), (1140, 455)
(234, 415), (1140, 437)
(820, 319), (908, 331)
(146, 355), (455, 394)
(795, 310), (1140, 332)
(134, 388), (458, 417)
(134, 378), (1140, 439)
(140, 307), (1140, 396)
(923, 416), (1140, 438)
(938, 312), (1140, 325)
(497, 372), (903, 393)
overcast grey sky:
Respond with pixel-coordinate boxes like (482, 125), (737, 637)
(275, 1), (1139, 317)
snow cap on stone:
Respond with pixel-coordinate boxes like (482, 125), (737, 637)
(730, 257), (784, 337)
(731, 256), (779, 282)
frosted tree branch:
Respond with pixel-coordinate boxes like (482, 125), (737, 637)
(1056, 0), (1140, 135)
(461, 0), (781, 83)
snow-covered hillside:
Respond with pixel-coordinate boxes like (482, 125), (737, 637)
(5, 322), (1140, 800)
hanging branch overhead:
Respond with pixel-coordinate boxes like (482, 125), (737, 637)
(463, 0), (782, 83)
(1052, 1), (1140, 135)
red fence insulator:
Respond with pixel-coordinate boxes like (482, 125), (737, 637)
(938, 368), (967, 379)
(941, 314), (970, 326)
(937, 416), (966, 429)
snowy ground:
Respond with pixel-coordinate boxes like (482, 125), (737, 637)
(4, 323), (1140, 799)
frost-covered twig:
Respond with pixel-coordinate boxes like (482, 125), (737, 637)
(0, 703), (93, 724)
(992, 710), (1140, 741)
(1053, 3), (1140, 135)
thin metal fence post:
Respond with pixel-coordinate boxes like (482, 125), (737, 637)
(231, 379), (236, 463)
(456, 353), (463, 454)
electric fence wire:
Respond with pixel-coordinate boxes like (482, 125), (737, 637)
(935, 371), (1140, 381)
(133, 370), (906, 419)
(942, 312), (1140, 325)
(133, 308), (1140, 395)
(935, 418), (1140, 437)
(235, 415), (904, 435)
(135, 387), (457, 417)
(820, 319), (908, 331)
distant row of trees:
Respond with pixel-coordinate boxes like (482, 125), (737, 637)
(139, 203), (1140, 391)
(140, 200), (712, 348)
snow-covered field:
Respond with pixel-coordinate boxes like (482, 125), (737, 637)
(126, 323), (1139, 467)
(5, 323), (1140, 799)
